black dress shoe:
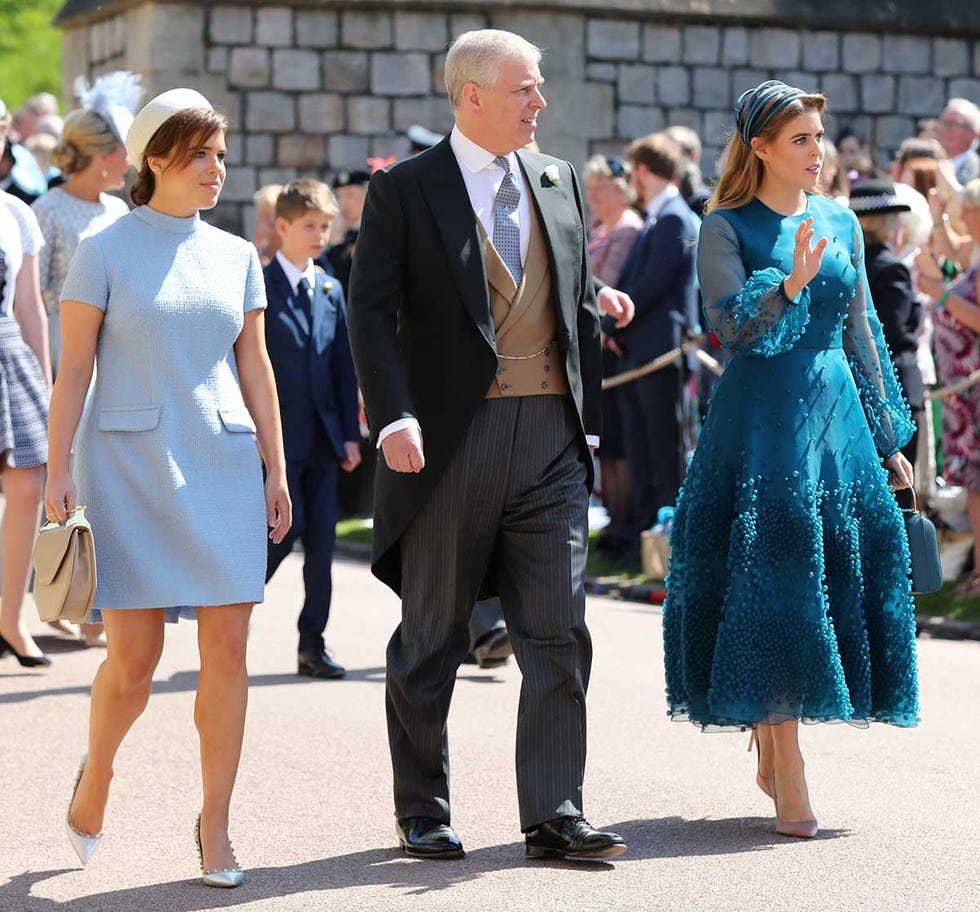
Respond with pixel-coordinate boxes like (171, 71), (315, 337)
(297, 649), (346, 679)
(396, 816), (465, 859)
(0, 634), (52, 667)
(525, 816), (626, 860)
(472, 628), (512, 669)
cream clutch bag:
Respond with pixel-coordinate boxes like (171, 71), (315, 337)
(32, 506), (98, 624)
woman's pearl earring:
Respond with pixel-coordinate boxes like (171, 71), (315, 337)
(101, 169), (108, 178)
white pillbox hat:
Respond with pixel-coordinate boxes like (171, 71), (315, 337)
(125, 87), (213, 170)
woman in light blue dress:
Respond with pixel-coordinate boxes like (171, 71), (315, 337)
(663, 82), (919, 839)
(45, 89), (291, 887)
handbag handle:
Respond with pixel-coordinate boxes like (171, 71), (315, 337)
(39, 506), (88, 531)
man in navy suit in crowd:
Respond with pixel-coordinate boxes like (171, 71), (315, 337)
(610, 132), (698, 543)
(264, 179), (362, 679)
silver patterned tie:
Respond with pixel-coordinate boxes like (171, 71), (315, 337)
(492, 155), (523, 286)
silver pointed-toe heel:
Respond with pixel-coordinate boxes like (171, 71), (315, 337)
(194, 815), (244, 888)
(66, 754), (104, 866)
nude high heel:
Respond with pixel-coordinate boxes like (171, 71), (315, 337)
(66, 755), (103, 866)
(748, 728), (775, 800)
(194, 815), (244, 888)
(772, 764), (819, 839)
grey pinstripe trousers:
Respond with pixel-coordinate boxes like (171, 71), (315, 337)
(387, 395), (592, 831)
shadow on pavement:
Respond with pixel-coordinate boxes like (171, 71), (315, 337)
(608, 816), (851, 858)
(0, 667), (388, 705)
(0, 841), (619, 911)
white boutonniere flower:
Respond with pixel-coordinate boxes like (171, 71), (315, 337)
(542, 164), (560, 187)
(322, 279), (334, 293)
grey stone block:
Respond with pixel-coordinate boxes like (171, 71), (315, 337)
(210, 8), (252, 45)
(278, 135), (328, 169)
(432, 59), (446, 96)
(732, 69), (769, 96)
(882, 35), (931, 74)
(246, 133), (275, 166)
(617, 105), (664, 141)
(394, 12), (449, 51)
(256, 7), (293, 48)
(750, 28), (800, 69)
(875, 115), (916, 151)
(224, 133), (243, 167)
(841, 33), (880, 73)
(803, 31), (839, 72)
(392, 96), (454, 133)
(569, 81), (616, 139)
(692, 67), (729, 109)
(371, 52), (430, 96)
(295, 11), (339, 49)
(341, 11), (392, 49)
(322, 51), (370, 93)
(933, 38), (969, 78)
(665, 108), (700, 130)
(222, 166), (258, 203)
(298, 94), (345, 133)
(246, 92), (296, 133)
(149, 6), (204, 72)
(588, 19), (640, 61)
(259, 168), (299, 188)
(207, 47), (228, 74)
(703, 109), (734, 148)
(347, 96), (392, 134)
(897, 76), (946, 117)
(587, 63), (617, 82)
(657, 66), (690, 107)
(974, 43), (980, 78)
(820, 73), (858, 112)
(948, 78), (980, 102)
(449, 14), (487, 37)
(372, 136), (412, 160)
(642, 24), (681, 63)
(207, 204), (245, 237)
(272, 49), (321, 91)
(683, 25), (720, 65)
(228, 47), (270, 89)
(861, 75), (894, 113)
(328, 135), (372, 170)
(721, 26), (748, 66)
(618, 64), (656, 105)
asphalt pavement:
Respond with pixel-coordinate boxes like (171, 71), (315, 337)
(1, 552), (977, 912)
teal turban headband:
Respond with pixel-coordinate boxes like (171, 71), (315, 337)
(734, 80), (807, 147)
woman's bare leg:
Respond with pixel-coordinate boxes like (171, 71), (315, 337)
(196, 603), (252, 872)
(68, 608), (166, 835)
(0, 464), (46, 657)
(770, 719), (816, 825)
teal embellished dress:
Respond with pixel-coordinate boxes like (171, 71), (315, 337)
(663, 195), (920, 730)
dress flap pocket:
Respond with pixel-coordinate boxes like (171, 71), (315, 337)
(218, 407), (256, 433)
(98, 405), (162, 432)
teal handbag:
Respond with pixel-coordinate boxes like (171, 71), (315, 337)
(902, 493), (942, 594)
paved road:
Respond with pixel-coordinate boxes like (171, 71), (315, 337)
(1, 553), (977, 912)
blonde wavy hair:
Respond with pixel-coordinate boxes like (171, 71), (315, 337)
(51, 108), (121, 175)
(708, 92), (827, 214)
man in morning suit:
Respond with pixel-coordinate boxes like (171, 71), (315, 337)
(611, 132), (698, 540)
(264, 179), (361, 679)
(347, 29), (626, 862)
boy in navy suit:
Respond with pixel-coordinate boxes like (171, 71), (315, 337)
(264, 179), (361, 678)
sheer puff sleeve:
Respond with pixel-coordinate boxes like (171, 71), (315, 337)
(843, 210), (915, 458)
(697, 212), (810, 357)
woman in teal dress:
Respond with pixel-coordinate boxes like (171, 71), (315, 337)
(663, 82), (919, 839)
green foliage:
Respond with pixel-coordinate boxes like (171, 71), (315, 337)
(914, 582), (980, 623)
(0, 0), (64, 110)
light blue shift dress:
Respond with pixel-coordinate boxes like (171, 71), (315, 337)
(60, 205), (268, 621)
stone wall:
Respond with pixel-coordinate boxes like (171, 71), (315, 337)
(58, 1), (980, 236)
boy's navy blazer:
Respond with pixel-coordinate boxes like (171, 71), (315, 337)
(263, 256), (360, 462)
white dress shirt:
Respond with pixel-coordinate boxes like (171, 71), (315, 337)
(274, 249), (317, 295)
(378, 127), (598, 449)
(643, 183), (680, 226)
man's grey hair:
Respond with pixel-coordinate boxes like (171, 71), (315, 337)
(444, 29), (542, 110)
(946, 98), (980, 135)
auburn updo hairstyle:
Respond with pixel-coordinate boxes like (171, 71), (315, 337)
(130, 106), (228, 207)
(50, 108), (120, 175)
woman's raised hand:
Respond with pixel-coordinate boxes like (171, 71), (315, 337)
(786, 217), (829, 299)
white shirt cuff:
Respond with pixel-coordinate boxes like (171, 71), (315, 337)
(585, 435), (600, 448)
(377, 417), (420, 448)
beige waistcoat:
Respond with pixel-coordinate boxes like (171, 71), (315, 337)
(480, 206), (569, 399)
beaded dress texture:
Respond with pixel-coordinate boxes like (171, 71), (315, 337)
(663, 195), (920, 730)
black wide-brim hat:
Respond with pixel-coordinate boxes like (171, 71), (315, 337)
(848, 179), (911, 215)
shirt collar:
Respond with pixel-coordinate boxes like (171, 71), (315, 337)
(450, 124), (516, 175)
(275, 250), (316, 294)
(645, 183), (679, 222)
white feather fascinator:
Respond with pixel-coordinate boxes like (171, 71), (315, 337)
(74, 71), (144, 145)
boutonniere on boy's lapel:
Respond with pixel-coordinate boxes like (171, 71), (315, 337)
(541, 164), (560, 188)
(322, 279), (334, 293)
